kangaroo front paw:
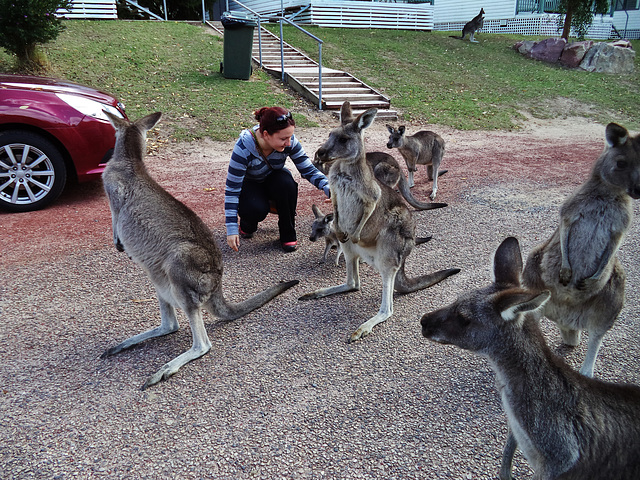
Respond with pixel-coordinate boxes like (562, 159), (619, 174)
(559, 267), (572, 286)
(576, 277), (597, 291)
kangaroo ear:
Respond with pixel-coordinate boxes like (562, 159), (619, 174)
(386, 124), (394, 134)
(355, 108), (377, 132)
(605, 123), (629, 147)
(136, 112), (162, 133)
(340, 101), (353, 125)
(398, 126), (406, 135)
(104, 110), (128, 130)
(325, 212), (334, 222)
(496, 290), (551, 323)
(493, 236), (523, 287)
(311, 204), (321, 217)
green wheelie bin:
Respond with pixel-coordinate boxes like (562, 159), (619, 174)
(221, 12), (257, 80)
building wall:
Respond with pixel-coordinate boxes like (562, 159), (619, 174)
(433, 0), (516, 23)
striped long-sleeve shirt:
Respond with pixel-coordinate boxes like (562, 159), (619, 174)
(224, 126), (330, 236)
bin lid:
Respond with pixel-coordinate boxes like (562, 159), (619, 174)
(221, 11), (258, 27)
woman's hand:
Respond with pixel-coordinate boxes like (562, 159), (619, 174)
(227, 234), (240, 252)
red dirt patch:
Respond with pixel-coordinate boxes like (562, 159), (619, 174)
(0, 116), (607, 268)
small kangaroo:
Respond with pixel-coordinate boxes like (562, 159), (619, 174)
(101, 112), (298, 390)
(421, 236), (640, 480)
(450, 8), (485, 43)
(314, 102), (444, 211)
(309, 203), (343, 265)
(386, 125), (446, 200)
(301, 104), (460, 343)
(523, 122), (640, 378)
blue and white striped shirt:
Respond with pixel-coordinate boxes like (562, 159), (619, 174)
(224, 126), (330, 236)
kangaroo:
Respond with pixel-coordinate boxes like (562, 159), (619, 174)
(523, 122), (640, 378)
(313, 102), (445, 211)
(386, 125), (446, 200)
(301, 104), (460, 343)
(421, 236), (640, 480)
(309, 203), (343, 265)
(450, 8), (485, 43)
(101, 112), (298, 390)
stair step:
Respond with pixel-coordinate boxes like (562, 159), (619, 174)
(324, 100), (390, 109)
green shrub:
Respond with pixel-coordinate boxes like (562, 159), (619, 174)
(0, 0), (72, 72)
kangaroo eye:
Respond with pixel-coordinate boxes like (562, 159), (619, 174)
(617, 160), (628, 169)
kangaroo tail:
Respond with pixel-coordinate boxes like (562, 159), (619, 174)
(209, 280), (299, 321)
(397, 173), (448, 210)
(394, 265), (460, 295)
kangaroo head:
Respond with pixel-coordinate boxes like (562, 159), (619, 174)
(386, 125), (406, 149)
(105, 111), (162, 160)
(420, 237), (550, 354)
(316, 104), (377, 164)
(598, 123), (640, 199)
(309, 204), (334, 241)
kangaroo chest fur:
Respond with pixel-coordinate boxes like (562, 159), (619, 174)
(539, 186), (631, 294)
(329, 157), (382, 242)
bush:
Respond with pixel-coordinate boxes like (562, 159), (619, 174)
(0, 0), (72, 72)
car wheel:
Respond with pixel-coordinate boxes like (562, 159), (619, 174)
(0, 131), (67, 212)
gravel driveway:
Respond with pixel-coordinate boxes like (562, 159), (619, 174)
(1, 114), (639, 480)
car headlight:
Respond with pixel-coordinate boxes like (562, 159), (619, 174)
(56, 93), (125, 122)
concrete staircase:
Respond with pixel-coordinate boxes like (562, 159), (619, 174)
(207, 21), (396, 119)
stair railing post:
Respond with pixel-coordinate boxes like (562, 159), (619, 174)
(318, 43), (323, 110)
(279, 18), (285, 83)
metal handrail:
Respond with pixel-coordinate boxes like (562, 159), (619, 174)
(227, 0), (263, 68)
(276, 16), (324, 110)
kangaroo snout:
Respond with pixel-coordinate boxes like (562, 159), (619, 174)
(420, 309), (445, 340)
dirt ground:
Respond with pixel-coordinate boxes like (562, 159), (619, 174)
(1, 113), (639, 480)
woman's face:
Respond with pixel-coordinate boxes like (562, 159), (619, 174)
(263, 125), (295, 152)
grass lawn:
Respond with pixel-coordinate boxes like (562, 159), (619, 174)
(0, 20), (638, 141)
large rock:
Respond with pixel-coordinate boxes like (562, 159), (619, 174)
(580, 42), (635, 74)
(529, 37), (567, 63)
(515, 40), (536, 56)
(559, 41), (594, 68)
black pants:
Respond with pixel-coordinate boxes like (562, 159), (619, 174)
(238, 168), (298, 243)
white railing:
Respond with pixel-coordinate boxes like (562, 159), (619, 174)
(230, 0), (434, 30)
(57, 0), (117, 19)
(435, 14), (614, 40)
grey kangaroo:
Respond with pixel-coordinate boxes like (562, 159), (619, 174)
(309, 203), (343, 265)
(523, 122), (640, 378)
(301, 104), (460, 343)
(101, 112), (298, 390)
(450, 8), (485, 43)
(386, 125), (446, 200)
(421, 236), (640, 480)
(314, 102), (444, 211)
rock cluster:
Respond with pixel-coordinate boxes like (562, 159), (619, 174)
(513, 38), (635, 74)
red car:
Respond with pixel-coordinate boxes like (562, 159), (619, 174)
(0, 75), (127, 212)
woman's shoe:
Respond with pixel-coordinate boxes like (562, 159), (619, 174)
(239, 227), (254, 239)
(281, 241), (298, 252)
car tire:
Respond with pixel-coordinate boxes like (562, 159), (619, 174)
(0, 130), (67, 213)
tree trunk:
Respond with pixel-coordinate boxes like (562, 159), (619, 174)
(562, 5), (573, 39)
